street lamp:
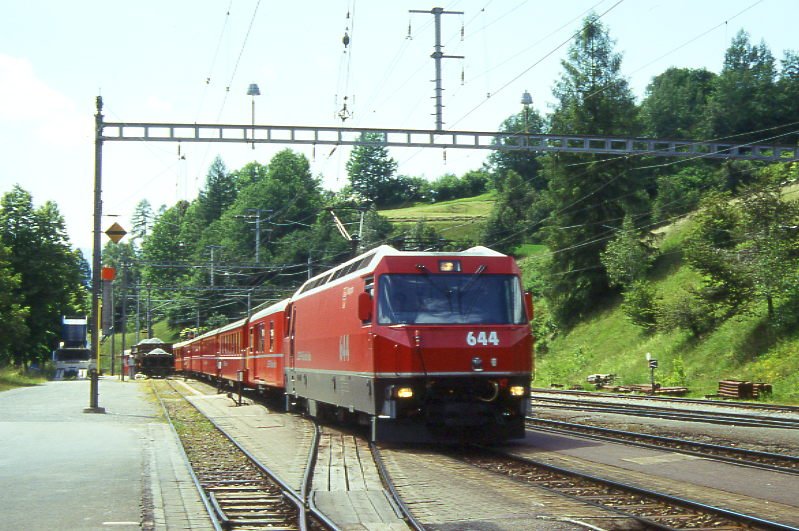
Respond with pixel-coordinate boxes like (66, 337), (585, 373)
(520, 90), (533, 135)
(247, 83), (260, 149)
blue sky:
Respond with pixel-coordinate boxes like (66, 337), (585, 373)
(0, 0), (793, 251)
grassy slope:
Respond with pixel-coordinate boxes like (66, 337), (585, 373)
(380, 193), (494, 242)
(0, 367), (45, 391)
(535, 220), (799, 403)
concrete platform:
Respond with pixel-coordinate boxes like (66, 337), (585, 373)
(0, 378), (214, 531)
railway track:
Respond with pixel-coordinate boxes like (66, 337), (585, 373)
(461, 447), (797, 530)
(151, 380), (314, 530)
(154, 378), (417, 530)
(530, 395), (799, 429)
(532, 388), (799, 414)
(527, 417), (799, 474)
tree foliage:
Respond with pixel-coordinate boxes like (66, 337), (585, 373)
(640, 67), (715, 139)
(600, 215), (654, 289)
(131, 199), (153, 241)
(0, 186), (87, 366)
(486, 109), (546, 190)
(542, 15), (645, 327)
(197, 156), (238, 225)
(482, 170), (530, 253)
(678, 177), (799, 332)
(705, 30), (778, 142)
(0, 244), (29, 360)
(346, 132), (400, 207)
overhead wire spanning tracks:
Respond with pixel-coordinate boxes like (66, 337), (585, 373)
(100, 121), (799, 161)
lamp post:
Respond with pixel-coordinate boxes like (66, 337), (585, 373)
(247, 83), (260, 149)
(520, 90), (532, 135)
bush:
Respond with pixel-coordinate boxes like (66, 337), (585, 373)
(622, 281), (659, 331)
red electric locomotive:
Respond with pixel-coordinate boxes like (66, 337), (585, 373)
(174, 245), (533, 443)
(285, 245), (533, 442)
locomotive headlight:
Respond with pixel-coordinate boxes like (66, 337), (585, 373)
(509, 385), (525, 397)
(396, 387), (414, 398)
(438, 260), (461, 272)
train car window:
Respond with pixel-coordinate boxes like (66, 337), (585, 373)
(269, 321), (275, 352)
(377, 273), (526, 325)
(258, 324), (265, 353)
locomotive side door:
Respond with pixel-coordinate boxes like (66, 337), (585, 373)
(284, 303), (298, 397)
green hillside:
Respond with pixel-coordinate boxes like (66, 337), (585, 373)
(529, 218), (799, 404)
(380, 193), (494, 242)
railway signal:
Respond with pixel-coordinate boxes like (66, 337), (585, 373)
(647, 353), (658, 394)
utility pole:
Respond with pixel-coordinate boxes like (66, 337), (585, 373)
(120, 261), (128, 380)
(85, 95), (105, 414)
(410, 7), (464, 131)
(135, 282), (141, 343)
(207, 245), (223, 287)
(146, 284), (152, 338)
(235, 209), (271, 263)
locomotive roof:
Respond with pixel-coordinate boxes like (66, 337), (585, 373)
(250, 298), (290, 321)
(294, 244), (508, 298)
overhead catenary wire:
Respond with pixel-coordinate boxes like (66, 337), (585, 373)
(112, 2), (798, 323)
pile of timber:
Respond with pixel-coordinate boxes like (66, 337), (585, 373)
(715, 380), (773, 399)
(617, 384), (689, 396)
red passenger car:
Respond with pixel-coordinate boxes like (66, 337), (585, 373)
(285, 245), (533, 442)
(245, 299), (289, 394)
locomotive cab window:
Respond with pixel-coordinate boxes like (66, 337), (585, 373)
(377, 273), (526, 325)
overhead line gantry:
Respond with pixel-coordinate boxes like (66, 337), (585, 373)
(100, 120), (799, 162)
(88, 96), (798, 412)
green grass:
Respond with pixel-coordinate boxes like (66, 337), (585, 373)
(380, 193), (495, 243)
(513, 243), (547, 259)
(380, 193), (495, 220)
(0, 367), (45, 392)
(531, 216), (799, 404)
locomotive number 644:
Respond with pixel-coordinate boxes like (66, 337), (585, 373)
(466, 331), (499, 346)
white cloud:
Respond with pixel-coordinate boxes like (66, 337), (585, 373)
(0, 54), (75, 120)
(0, 54), (88, 148)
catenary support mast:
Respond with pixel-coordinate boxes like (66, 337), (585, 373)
(410, 7), (464, 131)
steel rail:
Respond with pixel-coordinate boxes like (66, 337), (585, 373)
(163, 379), (315, 530)
(531, 396), (799, 429)
(531, 388), (799, 413)
(370, 443), (426, 531)
(527, 417), (799, 474)
(485, 447), (799, 531)
(303, 423), (341, 531)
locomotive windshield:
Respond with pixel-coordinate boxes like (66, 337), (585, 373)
(53, 348), (92, 362)
(377, 273), (526, 325)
